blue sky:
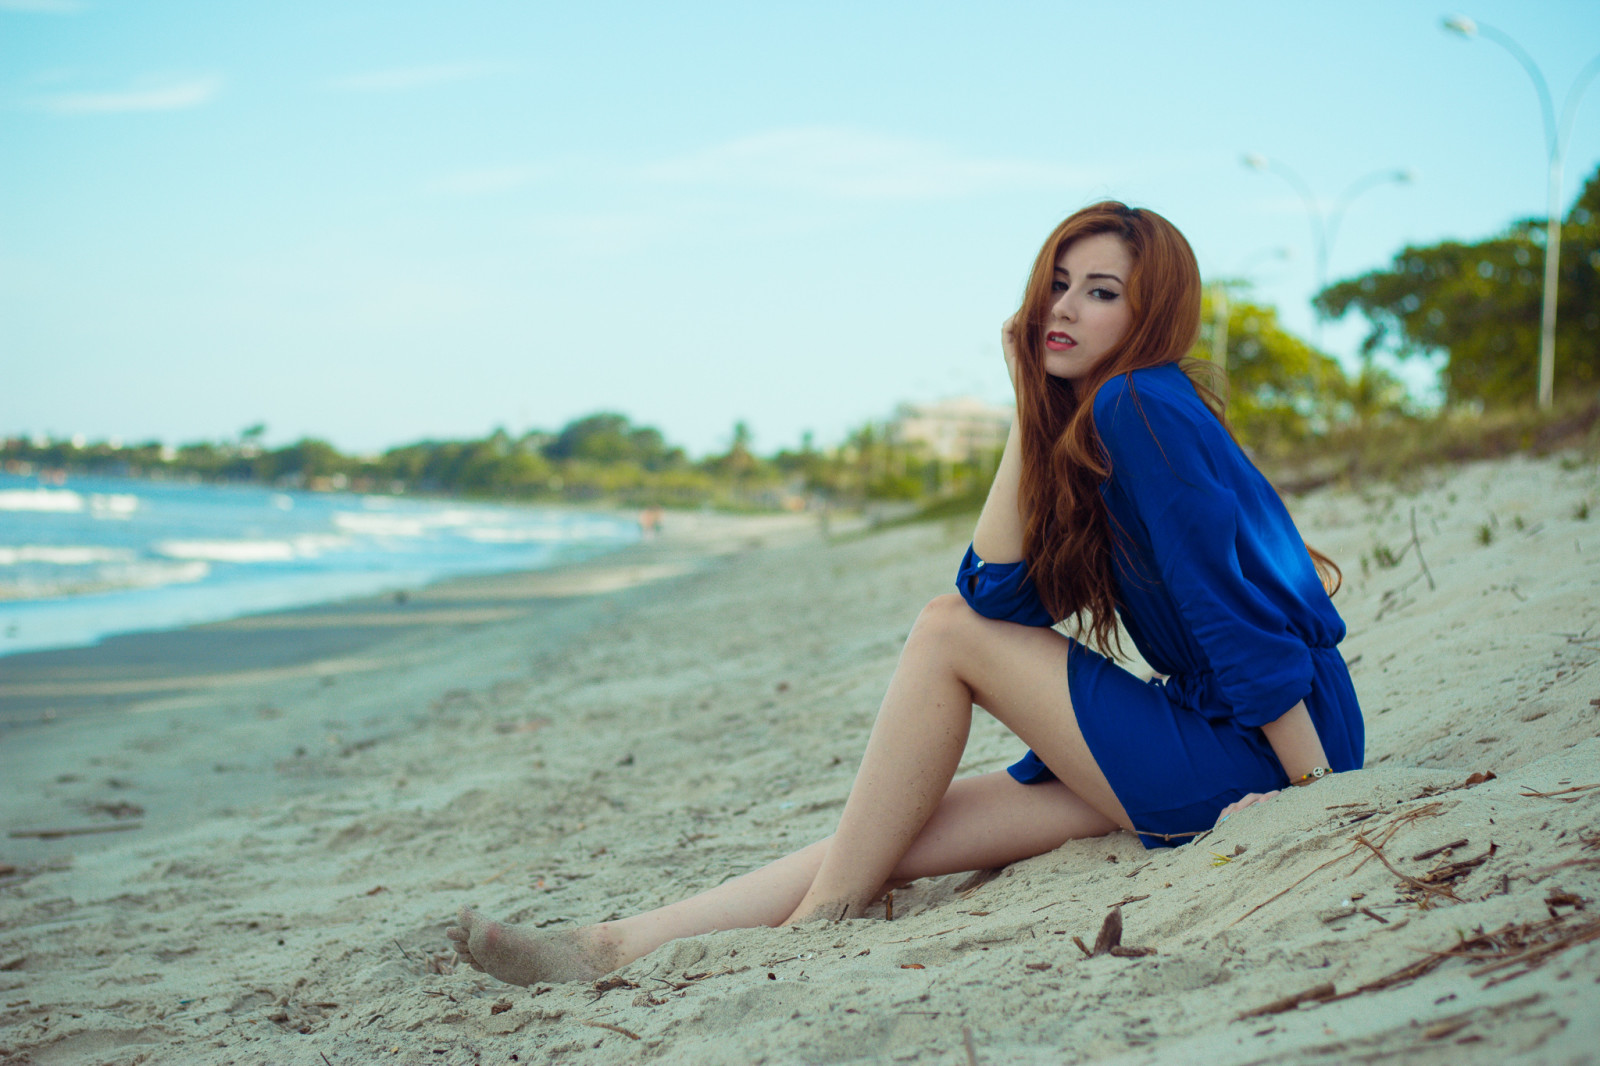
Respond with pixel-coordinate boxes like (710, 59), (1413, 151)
(3, 0), (1599, 457)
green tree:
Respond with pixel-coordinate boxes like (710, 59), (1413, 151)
(706, 420), (757, 479)
(174, 441), (227, 478)
(261, 438), (346, 482)
(1193, 289), (1358, 450)
(545, 413), (635, 463)
(1316, 164), (1600, 406)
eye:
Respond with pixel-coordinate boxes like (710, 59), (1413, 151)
(1089, 287), (1120, 301)
(1050, 279), (1069, 293)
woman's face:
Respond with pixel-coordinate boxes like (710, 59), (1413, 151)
(1040, 232), (1134, 384)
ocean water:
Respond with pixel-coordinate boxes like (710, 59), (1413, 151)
(0, 474), (640, 658)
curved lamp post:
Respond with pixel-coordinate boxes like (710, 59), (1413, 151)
(1242, 154), (1414, 346)
(1443, 15), (1600, 410)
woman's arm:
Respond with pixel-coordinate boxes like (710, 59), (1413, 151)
(972, 418), (1025, 562)
(972, 314), (1026, 563)
(1217, 701), (1333, 825)
(1259, 701), (1331, 783)
(956, 314), (1052, 625)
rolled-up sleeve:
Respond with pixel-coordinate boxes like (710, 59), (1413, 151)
(955, 544), (1055, 626)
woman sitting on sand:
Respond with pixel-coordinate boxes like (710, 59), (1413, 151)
(448, 202), (1364, 985)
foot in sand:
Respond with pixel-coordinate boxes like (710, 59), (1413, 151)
(446, 908), (621, 986)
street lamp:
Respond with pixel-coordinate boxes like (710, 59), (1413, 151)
(1442, 15), (1600, 410)
(1242, 154), (1414, 346)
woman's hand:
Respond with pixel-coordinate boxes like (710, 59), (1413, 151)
(1215, 790), (1280, 826)
(1001, 313), (1020, 396)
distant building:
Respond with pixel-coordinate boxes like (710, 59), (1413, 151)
(888, 397), (1012, 461)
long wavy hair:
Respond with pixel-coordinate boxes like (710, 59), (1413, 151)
(1014, 201), (1339, 655)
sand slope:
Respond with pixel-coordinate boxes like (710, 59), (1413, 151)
(1, 455), (1598, 1066)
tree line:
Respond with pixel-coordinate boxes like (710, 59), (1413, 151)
(0, 412), (1006, 511)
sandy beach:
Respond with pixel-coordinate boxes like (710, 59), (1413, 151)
(2, 453), (1598, 1066)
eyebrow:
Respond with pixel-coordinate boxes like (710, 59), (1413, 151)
(1054, 268), (1125, 283)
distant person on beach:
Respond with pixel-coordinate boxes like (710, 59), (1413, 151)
(449, 202), (1364, 985)
(637, 505), (663, 540)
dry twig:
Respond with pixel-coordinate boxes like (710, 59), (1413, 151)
(1408, 507), (1436, 590)
(8, 824), (141, 839)
(1419, 846), (1495, 886)
(1411, 839), (1469, 862)
(1518, 782), (1600, 802)
(1237, 982), (1336, 1019)
(1319, 914), (1600, 1003)
(1228, 803), (1444, 929)
(1353, 834), (1461, 904)
(580, 1019), (640, 1040)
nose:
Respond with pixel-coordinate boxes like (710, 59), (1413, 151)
(1050, 288), (1077, 322)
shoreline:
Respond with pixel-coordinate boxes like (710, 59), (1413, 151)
(0, 508), (818, 725)
(0, 509), (822, 867)
(1, 454), (1597, 1065)
(0, 477), (659, 663)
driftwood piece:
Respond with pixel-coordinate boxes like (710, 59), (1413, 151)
(1270, 912), (1600, 1015)
(1411, 839), (1469, 862)
(1354, 834), (1462, 903)
(1237, 982), (1337, 1019)
(1084, 905), (1156, 959)
(1518, 782), (1600, 803)
(1091, 906), (1123, 955)
(1230, 802), (1446, 929)
(9, 823), (141, 840)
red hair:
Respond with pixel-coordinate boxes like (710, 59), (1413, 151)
(1013, 202), (1337, 654)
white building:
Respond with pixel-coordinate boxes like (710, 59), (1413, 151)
(888, 397), (1013, 461)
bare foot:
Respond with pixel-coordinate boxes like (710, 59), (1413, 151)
(445, 908), (622, 986)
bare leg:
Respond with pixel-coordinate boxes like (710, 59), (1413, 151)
(448, 770), (1116, 985)
(785, 594), (1130, 923)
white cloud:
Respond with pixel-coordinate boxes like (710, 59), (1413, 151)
(0, 0), (86, 12)
(328, 62), (503, 93)
(642, 127), (1095, 201)
(42, 76), (220, 114)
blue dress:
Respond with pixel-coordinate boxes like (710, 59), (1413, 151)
(956, 363), (1363, 848)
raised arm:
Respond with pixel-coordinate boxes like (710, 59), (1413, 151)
(972, 314), (1025, 563)
(955, 314), (1052, 627)
(972, 418), (1024, 562)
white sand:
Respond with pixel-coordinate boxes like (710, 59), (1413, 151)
(2, 455), (1598, 1066)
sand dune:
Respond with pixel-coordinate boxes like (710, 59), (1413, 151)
(1, 455), (1597, 1065)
